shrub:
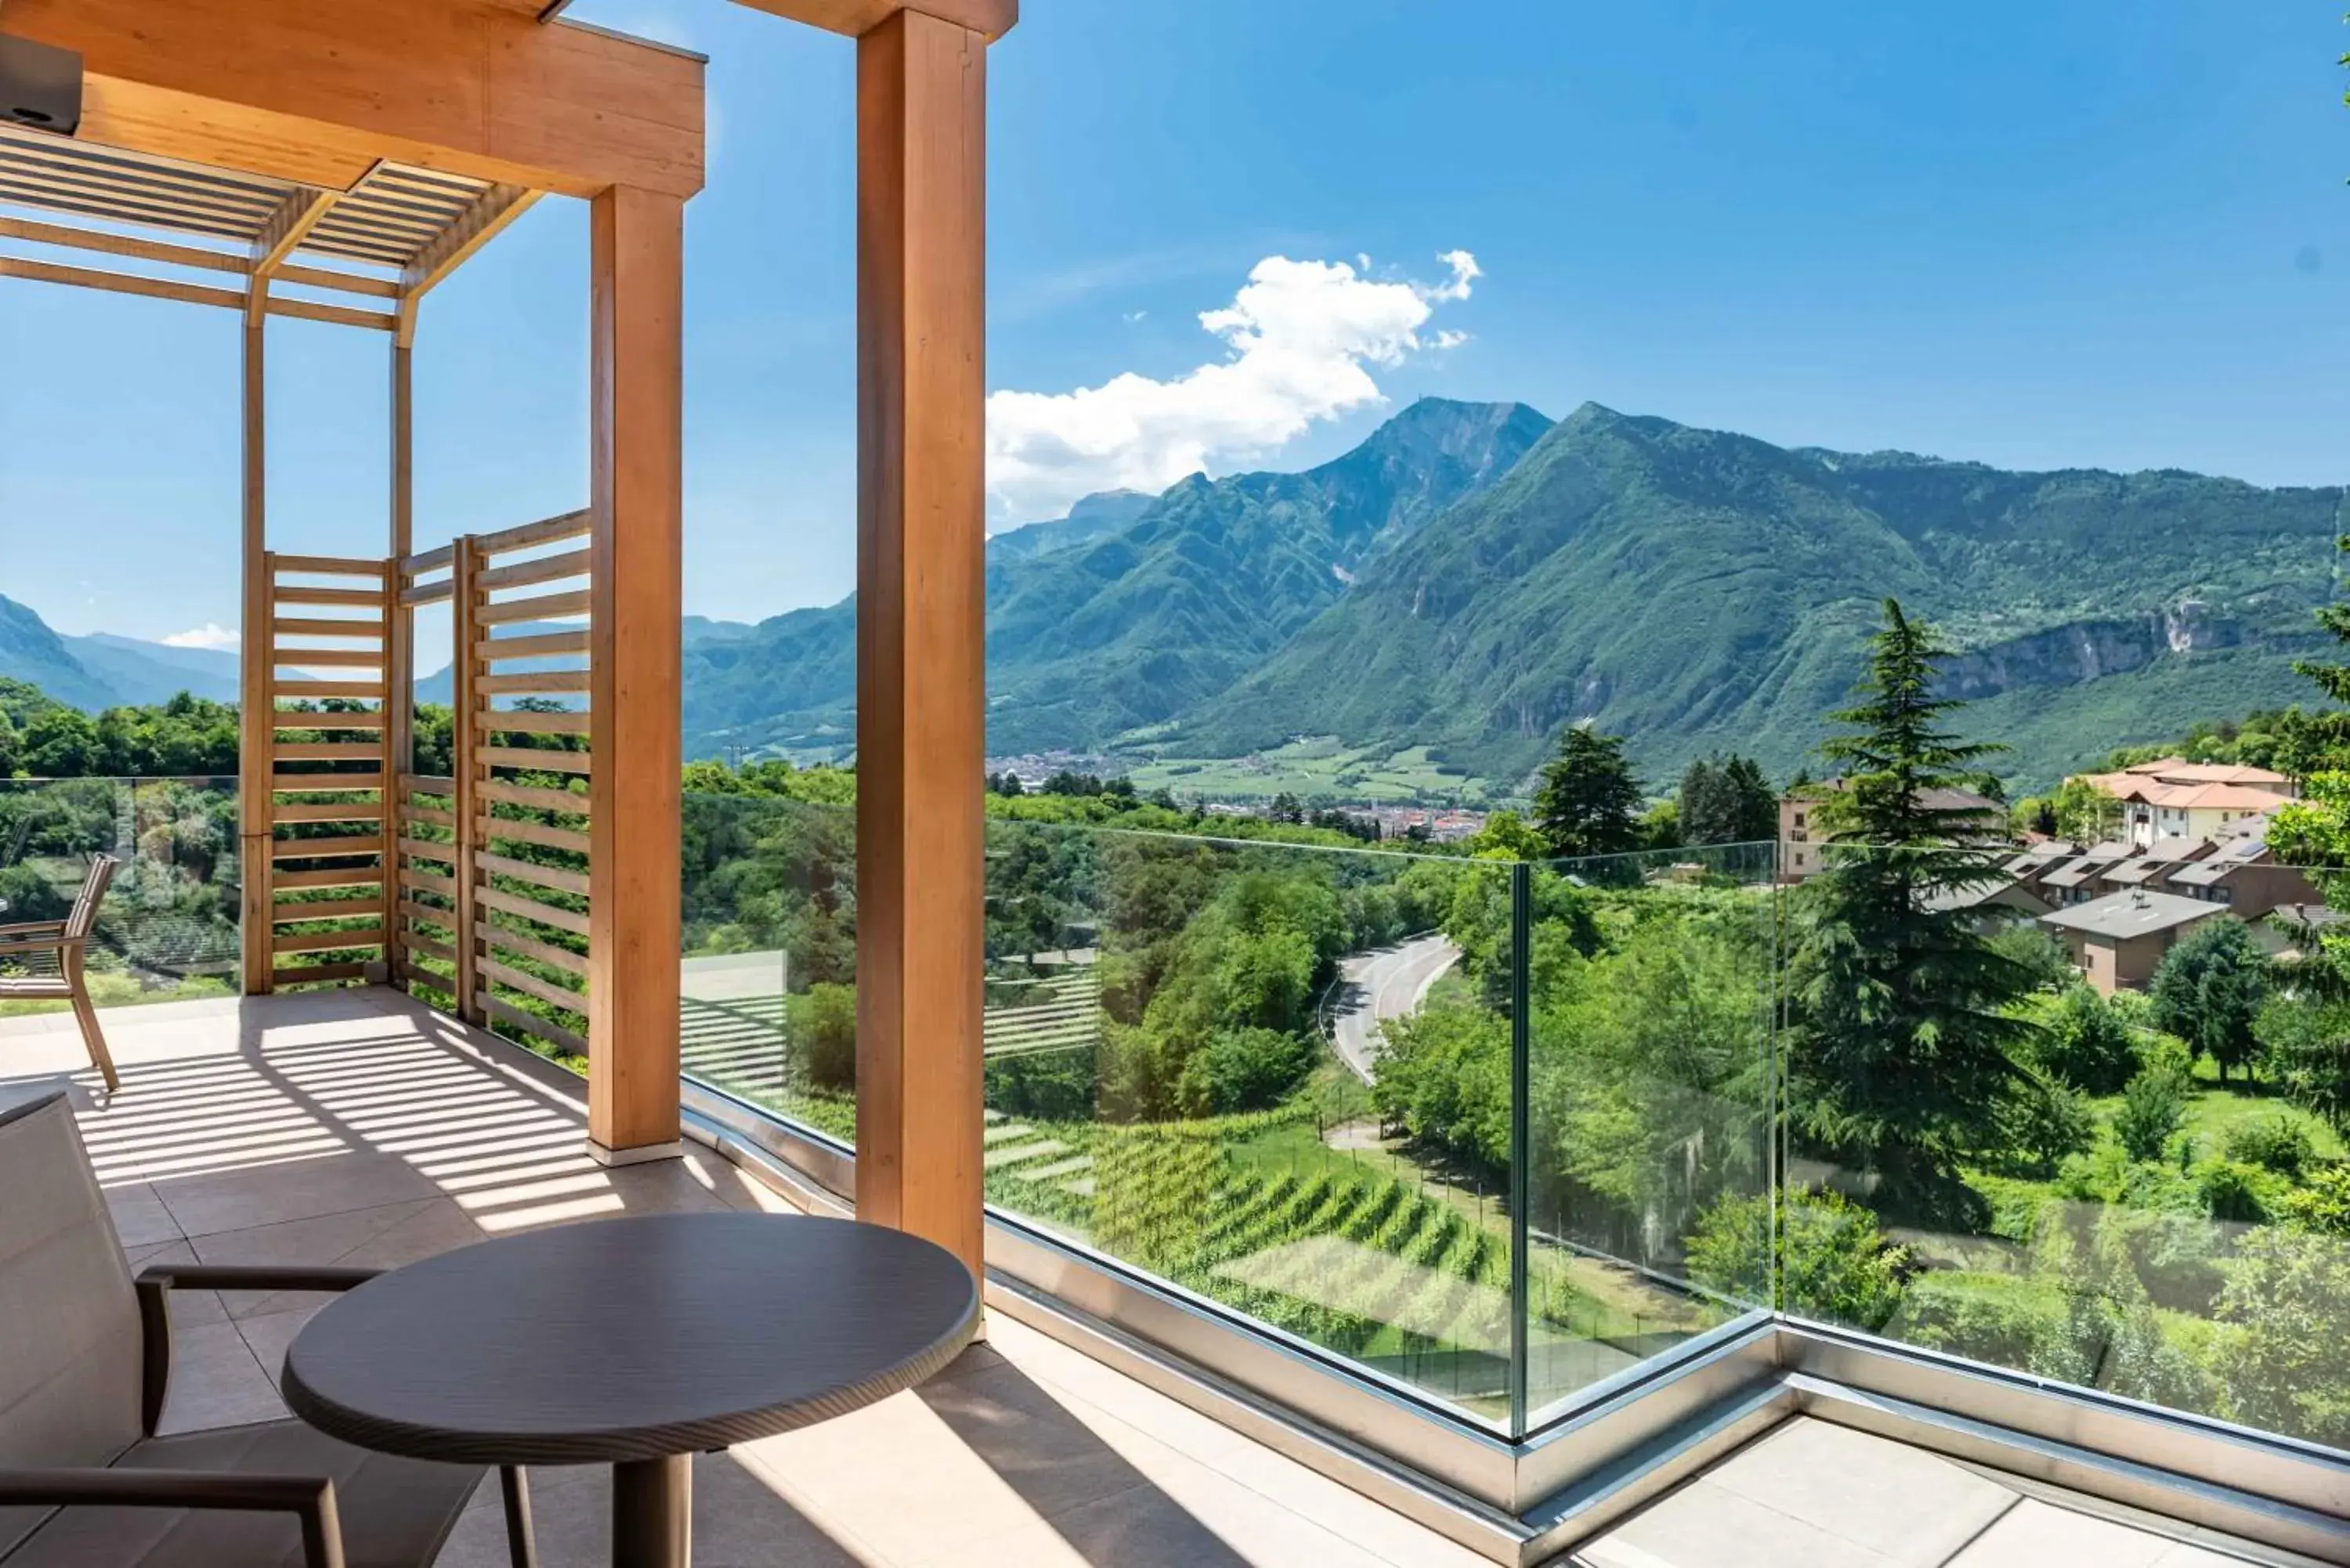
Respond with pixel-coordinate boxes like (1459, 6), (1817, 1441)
(1996, 1068), (2096, 1176)
(1890, 1272), (2060, 1371)
(2039, 985), (2142, 1095)
(786, 981), (859, 1091)
(2222, 1114), (2315, 1179)
(1179, 1026), (1313, 1115)
(2114, 1063), (2190, 1162)
(2280, 1163), (2350, 1236)
(2215, 1226), (2350, 1447)
(1687, 1189), (1911, 1332)
(2193, 1159), (2276, 1224)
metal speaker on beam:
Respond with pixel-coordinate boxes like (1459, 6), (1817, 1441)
(0, 34), (81, 135)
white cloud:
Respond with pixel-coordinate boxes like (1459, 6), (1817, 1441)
(985, 250), (1480, 526)
(162, 623), (239, 651)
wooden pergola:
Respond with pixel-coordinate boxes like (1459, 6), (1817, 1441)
(0, 0), (1012, 1275)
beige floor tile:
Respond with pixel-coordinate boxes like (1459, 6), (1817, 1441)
(912, 1360), (1195, 1524)
(154, 1149), (443, 1238)
(103, 1181), (184, 1248)
(125, 1241), (227, 1327)
(187, 1197), (441, 1315)
(1697, 1418), (2018, 1566)
(1578, 1477), (1909, 1568)
(433, 1454), (869, 1568)
(235, 1302), (324, 1387)
(1947, 1499), (2174, 1567)
(154, 1318), (287, 1435)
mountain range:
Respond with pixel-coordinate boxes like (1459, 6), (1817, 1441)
(10, 396), (2345, 793)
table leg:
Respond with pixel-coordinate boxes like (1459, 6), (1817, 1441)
(612, 1454), (692, 1568)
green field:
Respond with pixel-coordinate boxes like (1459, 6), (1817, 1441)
(1117, 737), (1493, 805)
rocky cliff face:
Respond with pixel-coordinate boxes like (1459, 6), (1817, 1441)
(1937, 606), (2259, 699)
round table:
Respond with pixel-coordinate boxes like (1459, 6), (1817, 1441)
(282, 1212), (981, 1568)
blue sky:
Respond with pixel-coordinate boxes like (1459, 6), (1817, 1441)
(2, 0), (2346, 645)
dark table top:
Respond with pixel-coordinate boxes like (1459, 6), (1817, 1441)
(282, 1212), (981, 1467)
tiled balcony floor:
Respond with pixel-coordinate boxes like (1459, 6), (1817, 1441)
(0, 989), (2327, 1568)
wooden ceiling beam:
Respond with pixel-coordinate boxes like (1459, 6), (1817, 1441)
(2, 1), (703, 199)
(247, 185), (336, 324)
(396, 180), (539, 345)
(726, 0), (1015, 43)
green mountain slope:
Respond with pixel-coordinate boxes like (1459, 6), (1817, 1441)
(66, 633), (239, 706)
(0, 595), (117, 710)
(681, 397), (1553, 759)
(1176, 405), (2346, 791)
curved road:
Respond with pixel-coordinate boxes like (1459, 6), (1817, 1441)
(1327, 933), (1462, 1084)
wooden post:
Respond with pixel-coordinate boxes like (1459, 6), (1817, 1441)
(451, 535), (483, 1024)
(237, 317), (273, 995)
(586, 184), (685, 1164)
(383, 341), (414, 986)
(855, 7), (989, 1278)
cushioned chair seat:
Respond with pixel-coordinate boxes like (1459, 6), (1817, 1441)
(4, 1420), (483, 1568)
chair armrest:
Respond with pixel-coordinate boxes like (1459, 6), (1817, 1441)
(0, 919), (65, 939)
(0, 933), (76, 958)
(134, 1266), (383, 1433)
(0, 1468), (346, 1568)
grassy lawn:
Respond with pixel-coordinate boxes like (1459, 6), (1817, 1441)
(1118, 738), (1489, 805)
(2082, 1068), (2346, 1162)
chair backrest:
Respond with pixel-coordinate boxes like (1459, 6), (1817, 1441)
(64, 854), (120, 942)
(0, 1090), (143, 1557)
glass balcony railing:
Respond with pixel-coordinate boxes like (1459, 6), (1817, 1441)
(0, 776), (241, 1014)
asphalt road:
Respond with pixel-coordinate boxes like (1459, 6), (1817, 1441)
(1326, 932), (1462, 1084)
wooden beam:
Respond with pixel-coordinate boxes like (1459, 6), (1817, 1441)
(398, 182), (540, 345)
(729, 0), (1015, 42)
(385, 340), (414, 985)
(453, 537), (484, 1023)
(237, 337), (272, 995)
(854, 8), (988, 1279)
(247, 185), (337, 325)
(6, 1), (704, 199)
(587, 184), (684, 1162)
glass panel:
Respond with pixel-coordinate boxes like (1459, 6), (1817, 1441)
(0, 776), (241, 1013)
(980, 818), (1517, 1426)
(1520, 840), (1779, 1424)
(679, 791), (857, 1145)
(1785, 841), (2350, 1453)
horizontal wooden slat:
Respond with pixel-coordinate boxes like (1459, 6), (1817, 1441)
(270, 585), (387, 609)
(477, 591), (589, 627)
(402, 805), (456, 829)
(398, 895), (455, 927)
(400, 581), (454, 607)
(477, 851), (590, 898)
(273, 925), (386, 955)
(476, 992), (588, 1057)
(273, 801), (382, 824)
(480, 746), (591, 775)
(474, 884), (589, 938)
(475, 509), (591, 556)
(273, 898), (385, 926)
(396, 931), (457, 964)
(273, 648), (385, 668)
(269, 294), (396, 333)
(403, 543), (457, 576)
(399, 866), (459, 899)
(480, 710), (590, 737)
(482, 628), (591, 662)
(479, 780), (586, 815)
(271, 711), (386, 731)
(475, 671), (588, 695)
(399, 835), (457, 864)
(273, 742), (382, 761)
(277, 962), (371, 987)
(271, 835), (381, 861)
(273, 261), (402, 299)
(478, 957), (588, 1014)
(0, 214), (245, 275)
(476, 920), (588, 977)
(272, 616), (383, 641)
(475, 815), (591, 855)
(273, 679), (386, 700)
(273, 772), (386, 793)
(273, 554), (388, 579)
(399, 774), (457, 797)
(478, 548), (590, 593)
(273, 866), (385, 891)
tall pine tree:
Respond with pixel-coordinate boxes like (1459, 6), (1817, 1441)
(1785, 598), (2038, 1227)
(1535, 724), (1644, 858)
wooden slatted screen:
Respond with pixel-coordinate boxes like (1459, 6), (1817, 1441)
(262, 554), (392, 988)
(390, 512), (593, 1064)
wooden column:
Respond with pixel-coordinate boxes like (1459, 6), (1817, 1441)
(855, 7), (989, 1278)
(586, 184), (685, 1164)
(383, 341), (414, 985)
(450, 536), (483, 1026)
(237, 318), (273, 995)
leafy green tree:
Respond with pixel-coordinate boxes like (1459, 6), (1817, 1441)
(2149, 917), (2270, 1083)
(0, 708), (16, 778)
(1782, 598), (2037, 1225)
(1679, 753), (1776, 846)
(2214, 1226), (2350, 1447)
(1687, 1189), (1911, 1331)
(19, 706), (102, 777)
(2038, 984), (2142, 1095)
(2258, 995), (2350, 1133)
(2114, 1060), (2189, 1162)
(1995, 1066), (2095, 1176)
(1533, 724), (1643, 859)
